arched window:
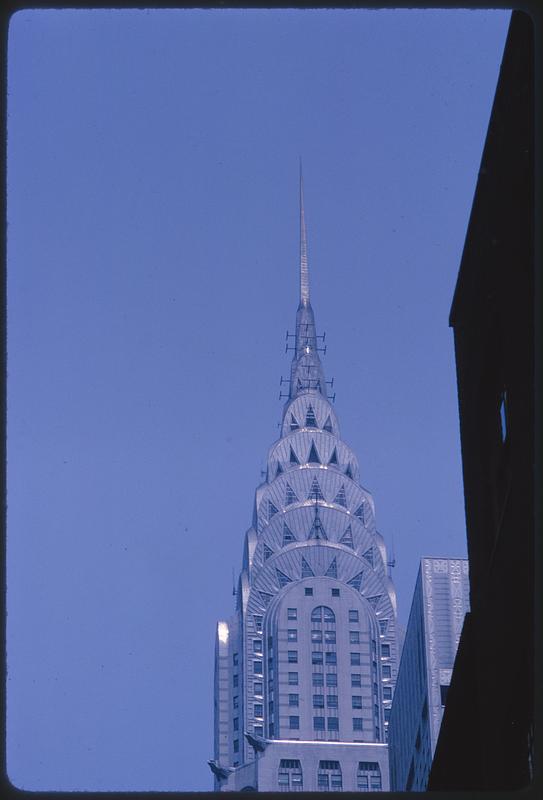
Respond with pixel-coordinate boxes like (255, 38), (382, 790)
(311, 606), (336, 623)
(278, 759), (303, 791)
(357, 762), (381, 791)
(317, 760), (342, 791)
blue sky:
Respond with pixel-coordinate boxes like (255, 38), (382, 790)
(7, 8), (510, 791)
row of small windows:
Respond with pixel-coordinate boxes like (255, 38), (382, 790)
(286, 607), (362, 623)
(260, 657), (390, 676)
(282, 653), (392, 680)
(277, 759), (381, 793)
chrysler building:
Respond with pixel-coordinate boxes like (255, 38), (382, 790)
(210, 173), (398, 792)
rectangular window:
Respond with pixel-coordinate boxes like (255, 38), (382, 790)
(313, 694), (324, 708)
(350, 652), (361, 666)
(313, 716), (325, 730)
(268, 700), (274, 715)
(254, 681), (263, 696)
(254, 725), (263, 736)
(233, 717), (238, 731)
(371, 639), (377, 653)
(351, 673), (362, 687)
(327, 717), (339, 730)
(384, 708), (391, 722)
(305, 588), (313, 596)
(312, 652), (324, 665)
(324, 630), (336, 644)
(253, 640), (263, 653)
(233, 696), (238, 708)
(287, 629), (298, 642)
(233, 653), (238, 666)
(233, 674), (238, 687)
(289, 716), (300, 730)
(375, 726), (380, 739)
(325, 652), (337, 665)
(254, 703), (263, 717)
(312, 672), (324, 686)
(381, 644), (390, 657)
(382, 665), (392, 678)
(349, 609), (359, 623)
(287, 608), (297, 620)
(233, 739), (239, 753)
(268, 635), (273, 649)
(288, 650), (298, 663)
(370, 777), (382, 790)
(254, 615), (263, 632)
(353, 717), (364, 731)
(311, 630), (323, 643)
(440, 684), (449, 705)
(383, 686), (392, 700)
(331, 588), (340, 597)
(352, 696), (362, 709)
(374, 704), (379, 717)
(326, 673), (337, 687)
(288, 672), (299, 685)
(349, 631), (360, 644)
(288, 693), (299, 707)
(253, 660), (263, 674)
(327, 695), (338, 708)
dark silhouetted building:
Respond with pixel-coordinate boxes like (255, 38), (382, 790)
(428, 10), (534, 791)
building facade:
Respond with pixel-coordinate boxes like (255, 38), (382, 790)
(210, 176), (399, 791)
(388, 558), (469, 791)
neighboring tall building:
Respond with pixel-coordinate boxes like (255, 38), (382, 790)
(209, 174), (399, 792)
(388, 558), (470, 791)
(428, 11), (534, 791)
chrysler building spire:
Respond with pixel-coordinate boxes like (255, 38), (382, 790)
(299, 160), (310, 306)
(212, 175), (398, 793)
(289, 167), (327, 401)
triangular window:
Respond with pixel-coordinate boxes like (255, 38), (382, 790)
(345, 463), (354, 480)
(275, 462), (283, 477)
(333, 485), (347, 507)
(285, 483), (298, 506)
(323, 415), (333, 433)
(290, 446), (300, 465)
(308, 510), (327, 540)
(308, 478), (324, 501)
(308, 441), (321, 464)
(354, 503), (365, 524)
(276, 569), (292, 588)
(301, 556), (314, 578)
(290, 413), (300, 432)
(264, 544), (274, 561)
(362, 547), (374, 567)
(325, 558), (337, 579)
(347, 571), (364, 591)
(259, 591), (274, 607)
(340, 525), (354, 548)
(305, 405), (317, 428)
(328, 447), (338, 465)
(367, 595), (382, 610)
(268, 501), (279, 520)
(282, 523), (297, 545)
